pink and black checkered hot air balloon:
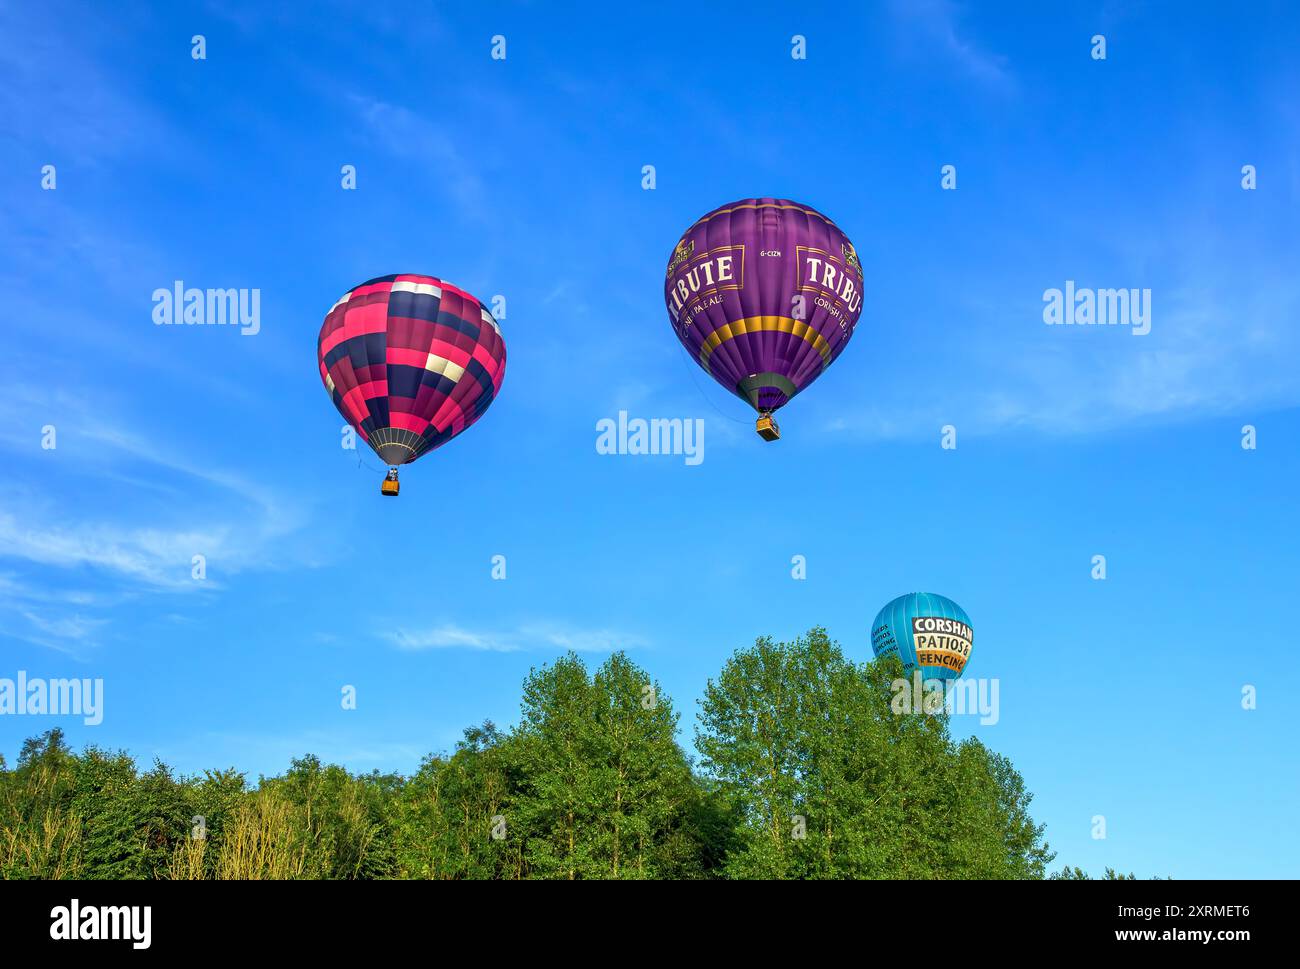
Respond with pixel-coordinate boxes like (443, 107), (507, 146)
(317, 274), (506, 496)
(664, 198), (863, 440)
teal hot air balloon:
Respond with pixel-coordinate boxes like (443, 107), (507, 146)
(871, 593), (973, 683)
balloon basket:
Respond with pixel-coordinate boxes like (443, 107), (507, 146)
(381, 468), (400, 497)
(755, 414), (780, 442)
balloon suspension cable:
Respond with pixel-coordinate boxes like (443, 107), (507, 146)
(353, 450), (386, 475)
(673, 342), (750, 426)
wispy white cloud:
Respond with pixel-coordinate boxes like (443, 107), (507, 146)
(390, 624), (514, 653)
(0, 381), (308, 572)
(825, 203), (1300, 441)
(520, 623), (646, 654)
(0, 512), (225, 591)
(0, 387), (315, 653)
(388, 622), (644, 654)
(21, 611), (106, 643)
(348, 94), (486, 216)
(889, 0), (1012, 89)
(0, 4), (172, 162)
(0, 572), (121, 657)
(540, 282), (571, 306)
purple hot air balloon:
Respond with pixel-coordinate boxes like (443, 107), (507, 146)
(664, 198), (864, 441)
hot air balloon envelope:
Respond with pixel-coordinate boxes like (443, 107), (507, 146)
(317, 274), (506, 492)
(871, 592), (973, 682)
(664, 198), (863, 437)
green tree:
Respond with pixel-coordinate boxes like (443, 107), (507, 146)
(697, 628), (1054, 879)
(510, 652), (715, 879)
(1049, 866), (1165, 880)
(0, 729), (82, 878)
(263, 755), (397, 879)
(393, 722), (522, 879)
(1, 631), (1059, 882)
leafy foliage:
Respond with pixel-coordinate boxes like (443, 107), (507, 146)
(2, 632), (1073, 880)
(696, 628), (1054, 878)
(1049, 866), (1168, 880)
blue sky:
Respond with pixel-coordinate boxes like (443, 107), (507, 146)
(2, 0), (1298, 878)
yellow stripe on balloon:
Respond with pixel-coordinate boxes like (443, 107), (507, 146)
(699, 316), (832, 372)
